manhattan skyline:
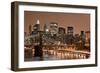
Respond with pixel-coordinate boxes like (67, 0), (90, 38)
(24, 11), (90, 35)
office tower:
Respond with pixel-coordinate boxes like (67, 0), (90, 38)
(58, 27), (65, 34)
(80, 31), (85, 41)
(58, 27), (66, 44)
(79, 31), (86, 50)
(85, 31), (90, 50)
(49, 22), (58, 36)
(66, 27), (74, 44)
(74, 34), (80, 42)
(33, 19), (40, 32)
(67, 27), (73, 36)
(29, 24), (33, 35)
(85, 31), (90, 42)
(44, 23), (49, 33)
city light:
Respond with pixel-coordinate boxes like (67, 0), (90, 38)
(24, 19), (90, 61)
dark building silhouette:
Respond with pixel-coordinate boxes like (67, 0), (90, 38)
(29, 24), (33, 35)
(66, 27), (74, 44)
(74, 34), (80, 42)
(80, 31), (85, 43)
(58, 27), (66, 44)
(67, 27), (74, 36)
(78, 31), (86, 50)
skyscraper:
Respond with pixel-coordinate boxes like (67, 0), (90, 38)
(80, 31), (85, 42)
(29, 24), (33, 35)
(80, 31), (86, 49)
(85, 31), (90, 51)
(74, 34), (80, 42)
(67, 27), (73, 36)
(66, 27), (74, 44)
(85, 31), (90, 43)
(58, 27), (65, 34)
(49, 22), (58, 36)
(44, 23), (49, 33)
(33, 19), (40, 32)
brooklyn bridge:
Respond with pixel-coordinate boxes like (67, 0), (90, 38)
(24, 31), (90, 61)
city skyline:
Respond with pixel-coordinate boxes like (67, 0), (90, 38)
(24, 11), (90, 61)
(24, 11), (90, 35)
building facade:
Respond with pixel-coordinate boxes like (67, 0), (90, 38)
(49, 22), (58, 36)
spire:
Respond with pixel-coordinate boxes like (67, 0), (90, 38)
(36, 19), (40, 24)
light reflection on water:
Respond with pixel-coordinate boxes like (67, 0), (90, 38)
(25, 47), (90, 61)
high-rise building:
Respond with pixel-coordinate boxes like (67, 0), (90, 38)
(79, 31), (86, 49)
(58, 27), (65, 34)
(80, 31), (85, 41)
(29, 24), (33, 35)
(44, 23), (49, 33)
(67, 27), (74, 36)
(33, 19), (40, 32)
(66, 27), (74, 44)
(49, 22), (58, 36)
(74, 34), (80, 42)
(58, 27), (66, 44)
(85, 31), (90, 44)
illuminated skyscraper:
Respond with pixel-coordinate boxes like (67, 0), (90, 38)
(44, 23), (49, 33)
(49, 22), (58, 36)
(85, 31), (90, 51)
(85, 31), (90, 42)
(33, 19), (40, 32)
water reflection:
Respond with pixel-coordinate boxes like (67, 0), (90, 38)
(24, 45), (90, 61)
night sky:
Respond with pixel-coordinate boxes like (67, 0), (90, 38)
(24, 11), (90, 35)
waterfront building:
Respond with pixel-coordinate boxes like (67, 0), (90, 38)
(49, 22), (58, 36)
(58, 27), (65, 34)
(33, 19), (40, 32)
(66, 27), (74, 44)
